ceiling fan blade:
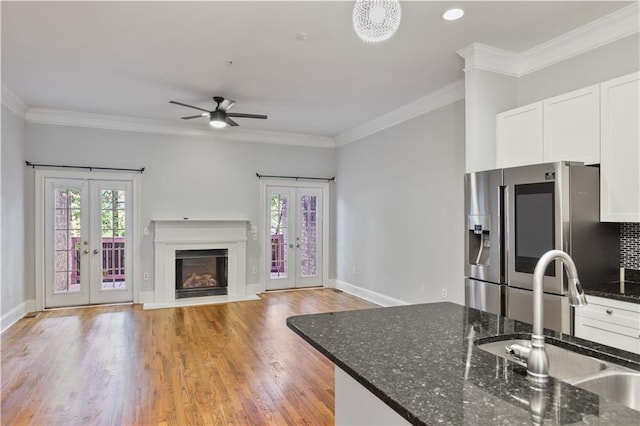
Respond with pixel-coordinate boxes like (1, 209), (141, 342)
(181, 114), (207, 120)
(225, 117), (239, 127)
(227, 113), (268, 119)
(169, 100), (211, 113)
(219, 99), (236, 112)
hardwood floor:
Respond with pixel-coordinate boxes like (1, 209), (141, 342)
(1, 289), (377, 425)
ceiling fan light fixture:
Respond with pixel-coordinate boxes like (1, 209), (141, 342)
(353, 0), (401, 43)
(209, 110), (227, 128)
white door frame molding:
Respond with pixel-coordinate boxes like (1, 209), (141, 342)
(259, 178), (330, 293)
(34, 169), (141, 310)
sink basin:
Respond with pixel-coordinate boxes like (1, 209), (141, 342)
(476, 338), (607, 381)
(567, 371), (640, 411)
(476, 335), (640, 412)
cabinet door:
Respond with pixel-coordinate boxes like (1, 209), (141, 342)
(496, 102), (543, 168)
(543, 85), (600, 165)
(600, 72), (640, 222)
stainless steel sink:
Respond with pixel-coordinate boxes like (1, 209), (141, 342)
(476, 338), (608, 381)
(567, 371), (640, 411)
(476, 336), (640, 411)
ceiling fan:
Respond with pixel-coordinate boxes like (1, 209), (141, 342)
(169, 96), (267, 128)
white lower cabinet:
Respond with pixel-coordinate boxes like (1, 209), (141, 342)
(575, 295), (640, 355)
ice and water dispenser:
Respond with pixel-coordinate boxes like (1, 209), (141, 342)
(468, 216), (491, 267)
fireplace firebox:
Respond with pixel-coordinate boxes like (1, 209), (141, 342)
(175, 249), (228, 298)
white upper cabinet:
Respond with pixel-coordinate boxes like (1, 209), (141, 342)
(600, 71), (640, 222)
(496, 102), (543, 168)
(497, 85), (601, 169)
(543, 85), (600, 165)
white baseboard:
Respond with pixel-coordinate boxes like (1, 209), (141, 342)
(331, 279), (409, 307)
(1, 299), (37, 333)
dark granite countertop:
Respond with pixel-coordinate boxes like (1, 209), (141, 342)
(287, 302), (640, 425)
(584, 281), (640, 304)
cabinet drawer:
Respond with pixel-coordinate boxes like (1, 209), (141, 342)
(575, 316), (640, 354)
(576, 302), (640, 330)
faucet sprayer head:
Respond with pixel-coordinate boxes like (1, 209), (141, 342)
(569, 278), (588, 307)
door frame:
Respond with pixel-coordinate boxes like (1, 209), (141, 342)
(34, 169), (141, 310)
(259, 179), (330, 293)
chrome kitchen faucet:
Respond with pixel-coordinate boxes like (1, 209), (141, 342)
(507, 250), (588, 384)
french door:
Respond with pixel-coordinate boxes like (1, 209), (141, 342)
(266, 186), (323, 290)
(44, 178), (133, 308)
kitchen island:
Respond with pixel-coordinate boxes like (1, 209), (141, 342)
(287, 302), (640, 425)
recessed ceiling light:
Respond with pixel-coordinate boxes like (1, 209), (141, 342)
(442, 8), (464, 21)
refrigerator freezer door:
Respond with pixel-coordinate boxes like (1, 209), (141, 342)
(506, 287), (571, 334)
(465, 278), (503, 316)
(465, 169), (504, 284)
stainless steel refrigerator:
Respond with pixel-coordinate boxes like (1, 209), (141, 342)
(464, 162), (619, 334)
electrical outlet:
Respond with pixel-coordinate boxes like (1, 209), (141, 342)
(251, 266), (258, 274)
(143, 227), (149, 236)
(253, 234), (258, 241)
(143, 272), (149, 280)
(441, 288), (448, 299)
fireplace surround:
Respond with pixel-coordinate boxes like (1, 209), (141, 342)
(147, 219), (258, 309)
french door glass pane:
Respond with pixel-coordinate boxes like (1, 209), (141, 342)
(270, 194), (289, 278)
(53, 188), (81, 293)
(300, 195), (318, 277)
(101, 189), (127, 290)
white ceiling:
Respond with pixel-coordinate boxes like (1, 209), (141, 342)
(1, 1), (633, 138)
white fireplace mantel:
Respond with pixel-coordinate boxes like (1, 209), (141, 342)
(145, 219), (258, 309)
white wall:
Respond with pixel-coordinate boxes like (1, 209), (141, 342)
(24, 123), (335, 299)
(1, 105), (26, 317)
(335, 100), (466, 305)
(464, 69), (518, 172)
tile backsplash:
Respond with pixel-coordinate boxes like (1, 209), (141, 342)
(620, 223), (640, 271)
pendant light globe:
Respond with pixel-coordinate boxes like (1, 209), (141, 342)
(353, 0), (402, 43)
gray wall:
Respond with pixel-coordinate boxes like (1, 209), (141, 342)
(336, 100), (466, 305)
(24, 123), (336, 298)
(1, 106), (26, 315)
(518, 34), (640, 105)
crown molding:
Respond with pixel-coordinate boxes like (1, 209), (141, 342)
(456, 43), (519, 76)
(334, 79), (465, 146)
(458, 2), (640, 77)
(1, 84), (28, 118)
(519, 2), (639, 75)
(24, 108), (336, 148)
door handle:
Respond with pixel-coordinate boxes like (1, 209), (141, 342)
(93, 249), (99, 255)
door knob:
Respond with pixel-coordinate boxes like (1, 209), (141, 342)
(83, 249), (89, 255)
(295, 243), (300, 248)
(83, 240), (89, 245)
(288, 243), (294, 248)
(93, 249), (99, 255)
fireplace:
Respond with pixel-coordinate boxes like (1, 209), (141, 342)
(175, 249), (228, 298)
